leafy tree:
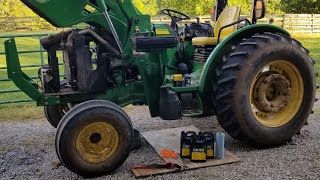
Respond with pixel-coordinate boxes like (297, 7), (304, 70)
(0, 0), (317, 19)
(228, 0), (251, 14)
(133, 0), (159, 15)
(265, 0), (282, 14)
(281, 0), (320, 14)
(145, 0), (282, 16)
(0, 0), (35, 17)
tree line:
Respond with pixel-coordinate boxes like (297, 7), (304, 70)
(0, 0), (319, 18)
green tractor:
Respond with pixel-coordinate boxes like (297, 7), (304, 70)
(4, 0), (317, 177)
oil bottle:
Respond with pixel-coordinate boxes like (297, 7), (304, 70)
(190, 132), (207, 162)
(180, 131), (196, 158)
(204, 132), (215, 159)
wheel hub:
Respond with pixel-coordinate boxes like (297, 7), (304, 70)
(250, 60), (304, 128)
(76, 122), (119, 164)
(90, 133), (102, 144)
(253, 73), (291, 113)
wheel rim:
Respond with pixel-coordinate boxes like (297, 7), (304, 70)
(249, 60), (304, 128)
(75, 122), (119, 163)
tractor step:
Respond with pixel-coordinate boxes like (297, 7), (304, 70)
(180, 92), (203, 117)
(159, 86), (204, 119)
(181, 109), (203, 116)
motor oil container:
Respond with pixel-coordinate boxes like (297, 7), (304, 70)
(173, 74), (184, 87)
(180, 131), (196, 158)
(204, 132), (215, 159)
(190, 133), (207, 162)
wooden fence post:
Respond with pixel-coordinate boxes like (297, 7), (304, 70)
(30, 17), (33, 31)
(290, 14), (293, 34)
(312, 14), (314, 34)
(5, 17), (8, 31)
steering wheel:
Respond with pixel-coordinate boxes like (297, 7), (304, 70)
(161, 9), (190, 21)
(161, 9), (190, 31)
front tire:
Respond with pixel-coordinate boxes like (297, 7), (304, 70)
(213, 32), (316, 146)
(55, 100), (133, 177)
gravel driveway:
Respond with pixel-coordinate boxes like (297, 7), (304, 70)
(1, 100), (320, 180)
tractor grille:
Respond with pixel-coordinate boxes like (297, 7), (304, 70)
(194, 47), (214, 63)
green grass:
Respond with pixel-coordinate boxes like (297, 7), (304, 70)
(0, 103), (44, 122)
(0, 33), (319, 121)
(294, 37), (320, 84)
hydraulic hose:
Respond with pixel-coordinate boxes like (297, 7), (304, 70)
(78, 29), (120, 57)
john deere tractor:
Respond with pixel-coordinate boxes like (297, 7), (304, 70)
(4, 0), (317, 177)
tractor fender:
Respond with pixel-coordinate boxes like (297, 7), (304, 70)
(198, 24), (290, 94)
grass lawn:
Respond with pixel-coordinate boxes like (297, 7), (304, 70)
(0, 32), (319, 121)
(295, 37), (320, 83)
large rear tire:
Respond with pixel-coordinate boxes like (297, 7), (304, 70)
(212, 32), (316, 146)
(55, 100), (133, 177)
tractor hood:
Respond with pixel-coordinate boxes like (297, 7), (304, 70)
(21, 0), (97, 27)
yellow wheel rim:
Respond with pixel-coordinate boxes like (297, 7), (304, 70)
(76, 122), (119, 164)
(249, 60), (304, 128)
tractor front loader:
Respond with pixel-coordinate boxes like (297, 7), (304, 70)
(4, 0), (317, 177)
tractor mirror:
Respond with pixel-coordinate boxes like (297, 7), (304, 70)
(210, 6), (216, 22)
(254, 0), (266, 20)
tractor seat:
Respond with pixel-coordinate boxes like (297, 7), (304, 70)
(192, 6), (240, 46)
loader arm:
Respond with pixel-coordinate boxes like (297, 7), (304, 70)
(5, 39), (50, 104)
